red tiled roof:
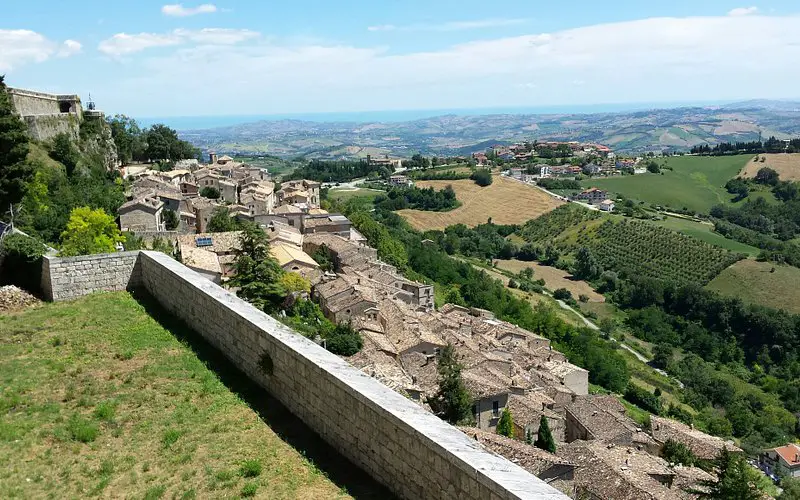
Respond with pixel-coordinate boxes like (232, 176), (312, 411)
(774, 444), (800, 466)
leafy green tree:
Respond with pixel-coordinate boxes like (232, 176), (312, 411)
(59, 207), (123, 257)
(200, 186), (220, 199)
(229, 223), (286, 311)
(652, 343), (673, 369)
(325, 323), (363, 356)
(279, 272), (310, 294)
(543, 245), (560, 266)
(535, 415), (556, 453)
(496, 407), (514, 438)
(145, 124), (198, 163)
(427, 344), (472, 424)
(553, 288), (572, 301)
(207, 207), (239, 233)
(107, 115), (146, 164)
(470, 168), (493, 187)
(780, 477), (800, 499)
(0, 75), (33, 211)
(697, 447), (761, 499)
(162, 209), (179, 230)
(661, 439), (695, 466)
(444, 286), (466, 306)
(754, 167), (779, 186)
(574, 246), (602, 280)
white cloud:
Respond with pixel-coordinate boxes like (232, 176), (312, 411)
(58, 40), (83, 57)
(162, 3), (217, 17)
(368, 18), (529, 32)
(98, 28), (258, 56)
(728, 6), (759, 16)
(101, 14), (800, 115)
(0, 30), (81, 71)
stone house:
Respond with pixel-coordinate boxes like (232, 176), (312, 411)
(565, 395), (659, 454)
(177, 231), (243, 282)
(302, 214), (352, 236)
(278, 179), (321, 208)
(574, 188), (609, 205)
(274, 204), (304, 228)
(118, 195), (164, 232)
(270, 243), (321, 282)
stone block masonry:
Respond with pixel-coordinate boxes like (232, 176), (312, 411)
(40, 253), (142, 302)
(41, 250), (567, 500)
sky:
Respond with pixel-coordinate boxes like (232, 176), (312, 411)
(2, 1), (800, 119)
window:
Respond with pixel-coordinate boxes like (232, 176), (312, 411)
(58, 101), (71, 113)
(492, 401), (500, 418)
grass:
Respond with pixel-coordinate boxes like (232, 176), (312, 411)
(398, 175), (563, 230)
(580, 155), (754, 214)
(0, 292), (366, 499)
(493, 259), (605, 303)
(647, 216), (760, 257)
(707, 260), (800, 314)
(327, 187), (384, 203)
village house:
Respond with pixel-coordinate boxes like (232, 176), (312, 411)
(177, 232), (242, 283)
(270, 243), (321, 281)
(566, 395), (659, 454)
(277, 179), (321, 209)
(574, 188), (609, 205)
(302, 214), (353, 236)
(118, 194), (164, 232)
(761, 443), (800, 479)
(188, 197), (223, 233)
(388, 174), (411, 186)
(599, 199), (615, 212)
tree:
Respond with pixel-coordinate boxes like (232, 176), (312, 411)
(427, 344), (472, 424)
(780, 477), (800, 500)
(50, 133), (80, 176)
(535, 415), (556, 453)
(0, 75), (33, 211)
(229, 223), (286, 311)
(59, 207), (123, 257)
(470, 168), (493, 187)
(145, 124), (198, 163)
(543, 245), (560, 266)
(697, 447), (761, 499)
(553, 288), (572, 301)
(646, 160), (661, 174)
(162, 209), (179, 230)
(325, 323), (363, 356)
(279, 272), (311, 294)
(574, 246), (602, 280)
(496, 407), (514, 438)
(207, 207), (239, 233)
(200, 186), (220, 199)
(652, 343), (674, 369)
(755, 167), (779, 186)
(444, 286), (466, 306)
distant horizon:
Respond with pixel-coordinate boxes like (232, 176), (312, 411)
(136, 97), (800, 131)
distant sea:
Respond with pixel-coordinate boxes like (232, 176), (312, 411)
(137, 100), (734, 131)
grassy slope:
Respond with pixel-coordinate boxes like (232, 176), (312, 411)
(707, 260), (800, 314)
(327, 188), (384, 203)
(580, 155), (754, 214)
(648, 216), (760, 257)
(0, 292), (352, 499)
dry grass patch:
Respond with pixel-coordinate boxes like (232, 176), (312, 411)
(740, 153), (800, 181)
(0, 292), (354, 499)
(398, 176), (562, 230)
(494, 259), (605, 303)
(707, 259), (800, 314)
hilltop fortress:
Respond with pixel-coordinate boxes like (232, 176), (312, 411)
(8, 87), (104, 141)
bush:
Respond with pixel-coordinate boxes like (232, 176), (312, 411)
(325, 323), (363, 356)
(67, 413), (99, 443)
(470, 169), (493, 187)
(239, 459), (262, 478)
(241, 483), (258, 497)
(0, 233), (46, 291)
(661, 439), (696, 466)
(553, 288), (572, 301)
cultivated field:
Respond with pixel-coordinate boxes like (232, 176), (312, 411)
(581, 155), (754, 214)
(0, 292), (355, 499)
(398, 176), (563, 230)
(327, 187), (384, 203)
(707, 260), (800, 314)
(739, 153), (800, 181)
(494, 259), (605, 303)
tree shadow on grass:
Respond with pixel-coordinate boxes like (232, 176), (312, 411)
(131, 290), (395, 500)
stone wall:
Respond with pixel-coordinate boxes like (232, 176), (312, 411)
(42, 251), (567, 500)
(40, 252), (142, 302)
(22, 114), (80, 141)
(9, 87), (82, 141)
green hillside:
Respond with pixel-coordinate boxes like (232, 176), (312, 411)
(580, 155), (754, 214)
(707, 260), (800, 314)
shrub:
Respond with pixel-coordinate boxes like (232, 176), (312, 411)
(0, 232), (46, 291)
(662, 439), (696, 466)
(553, 288), (572, 301)
(239, 459), (262, 478)
(67, 413), (99, 443)
(578, 294), (589, 303)
(325, 323), (363, 356)
(241, 483), (258, 497)
(162, 428), (183, 448)
(496, 407), (514, 438)
(93, 401), (116, 422)
(535, 415), (557, 453)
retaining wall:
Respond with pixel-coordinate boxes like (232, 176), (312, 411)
(40, 252), (141, 302)
(42, 251), (566, 500)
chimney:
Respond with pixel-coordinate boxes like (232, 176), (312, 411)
(209, 152), (218, 164)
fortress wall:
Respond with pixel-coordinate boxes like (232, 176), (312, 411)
(41, 250), (567, 500)
(40, 252), (142, 302)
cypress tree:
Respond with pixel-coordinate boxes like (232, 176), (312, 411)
(427, 344), (472, 424)
(535, 415), (557, 453)
(496, 407), (514, 438)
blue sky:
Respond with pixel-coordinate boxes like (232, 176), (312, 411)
(2, 1), (800, 118)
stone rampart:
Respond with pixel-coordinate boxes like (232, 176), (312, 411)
(9, 87), (82, 141)
(41, 250), (567, 500)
